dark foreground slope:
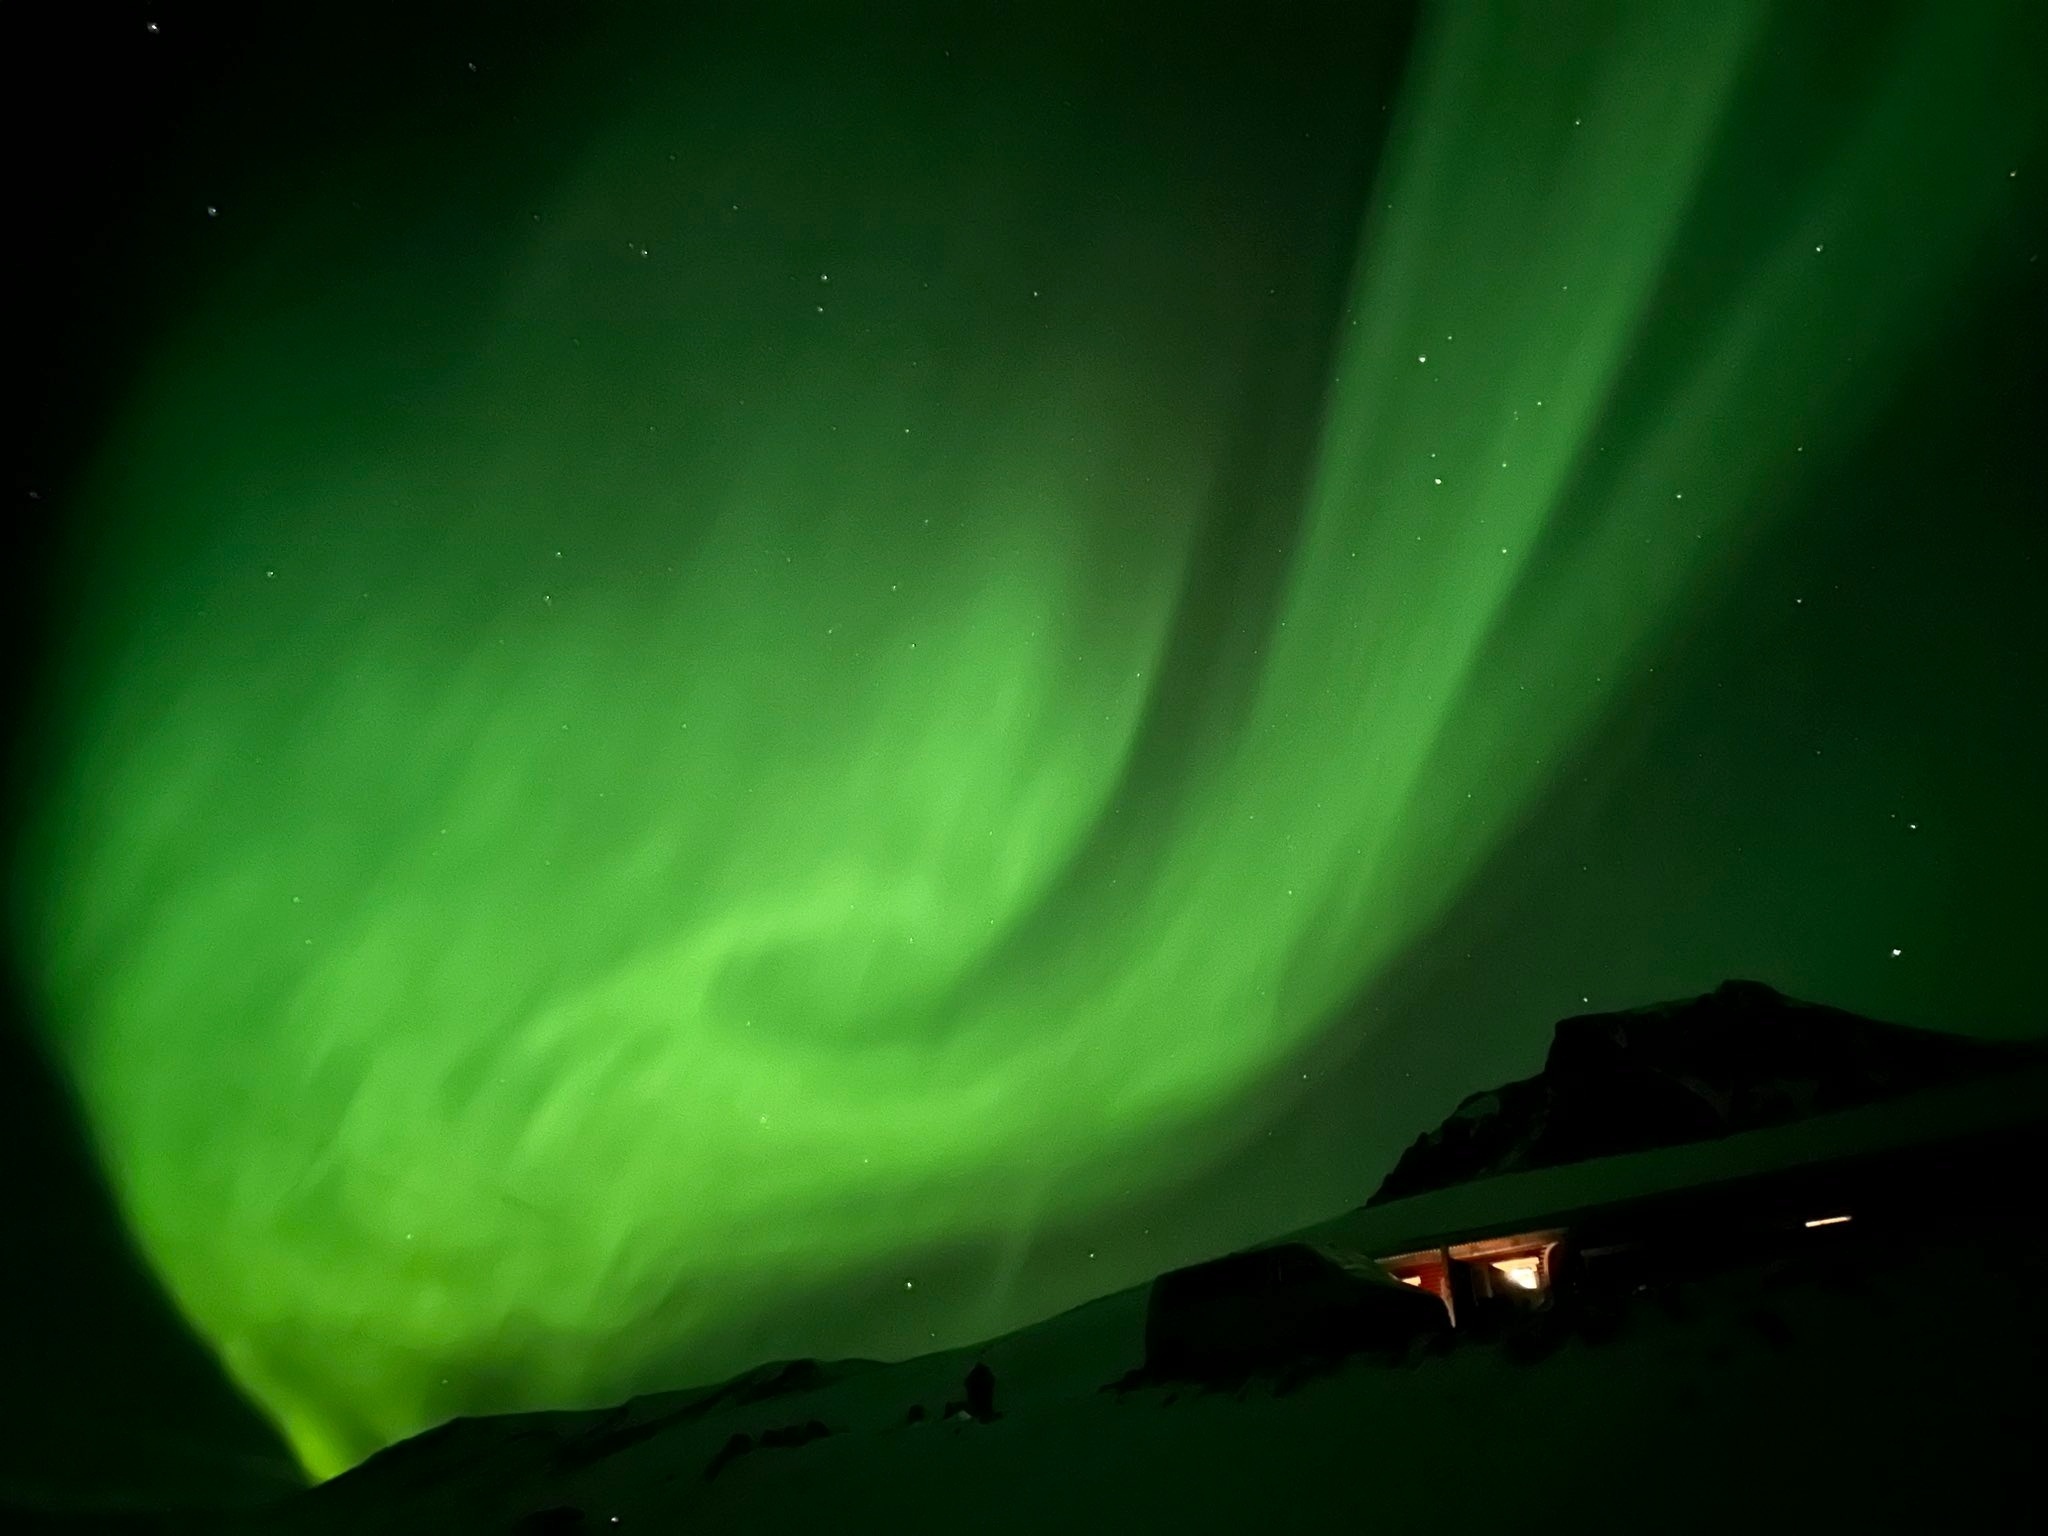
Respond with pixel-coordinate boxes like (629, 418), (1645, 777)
(0, 994), (302, 1519)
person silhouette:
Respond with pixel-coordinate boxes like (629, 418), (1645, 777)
(964, 1361), (998, 1422)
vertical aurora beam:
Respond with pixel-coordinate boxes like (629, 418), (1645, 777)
(985, 1), (1768, 1122)
(1109, 0), (2040, 1053)
(9, 1), (2038, 1478)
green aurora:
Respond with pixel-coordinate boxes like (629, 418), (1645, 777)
(10, 1), (2044, 1479)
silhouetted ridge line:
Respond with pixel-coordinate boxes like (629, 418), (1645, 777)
(1368, 979), (2038, 1206)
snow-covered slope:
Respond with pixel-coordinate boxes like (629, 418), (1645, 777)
(122, 1202), (2044, 1533)
(74, 1056), (2035, 1536)
(26, 1007), (2042, 1535)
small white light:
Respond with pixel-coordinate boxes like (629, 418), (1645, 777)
(1804, 1215), (1851, 1228)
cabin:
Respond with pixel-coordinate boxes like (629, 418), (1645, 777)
(1127, 1055), (2047, 1391)
(1279, 1059), (2048, 1331)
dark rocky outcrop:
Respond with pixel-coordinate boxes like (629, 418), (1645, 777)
(704, 1431), (754, 1482)
(758, 1419), (831, 1451)
(1369, 980), (2033, 1206)
(703, 1418), (831, 1481)
(553, 1356), (862, 1473)
(1135, 1241), (1447, 1387)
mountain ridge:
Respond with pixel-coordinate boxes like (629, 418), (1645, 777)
(1367, 978), (2037, 1207)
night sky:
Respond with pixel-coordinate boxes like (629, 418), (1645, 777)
(7, 0), (2045, 1507)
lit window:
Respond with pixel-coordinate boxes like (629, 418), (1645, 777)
(1492, 1256), (1542, 1290)
(1399, 1275), (1424, 1287)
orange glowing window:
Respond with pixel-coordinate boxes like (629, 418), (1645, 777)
(1491, 1256), (1543, 1290)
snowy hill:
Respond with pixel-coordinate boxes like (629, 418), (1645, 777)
(21, 993), (2046, 1534)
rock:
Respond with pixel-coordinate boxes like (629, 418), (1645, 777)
(757, 1419), (830, 1451)
(704, 1430), (755, 1480)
